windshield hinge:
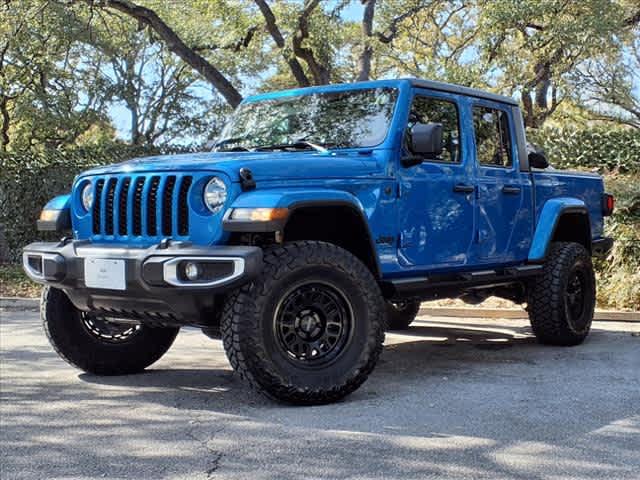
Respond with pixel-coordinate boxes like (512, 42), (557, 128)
(239, 167), (256, 191)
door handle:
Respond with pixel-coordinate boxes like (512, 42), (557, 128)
(453, 184), (475, 193)
(502, 185), (521, 195)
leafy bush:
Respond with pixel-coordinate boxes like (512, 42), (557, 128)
(527, 127), (640, 173)
(0, 143), (195, 262)
(1, 131), (638, 310)
(526, 127), (639, 310)
(594, 173), (640, 310)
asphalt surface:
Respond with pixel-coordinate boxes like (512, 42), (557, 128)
(1, 307), (638, 480)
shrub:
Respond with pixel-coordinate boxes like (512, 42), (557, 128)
(1, 130), (638, 310)
(527, 127), (640, 173)
(594, 173), (640, 310)
(0, 143), (195, 262)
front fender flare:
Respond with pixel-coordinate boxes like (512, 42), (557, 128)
(223, 188), (381, 277)
(223, 188), (366, 232)
(37, 194), (71, 232)
(528, 197), (590, 262)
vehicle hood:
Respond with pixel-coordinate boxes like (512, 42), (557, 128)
(78, 151), (385, 181)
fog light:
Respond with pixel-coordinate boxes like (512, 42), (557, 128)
(184, 262), (201, 281)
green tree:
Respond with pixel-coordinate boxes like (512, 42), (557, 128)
(477, 0), (639, 128)
(0, 1), (111, 150)
(569, 36), (640, 129)
(88, 17), (223, 145)
(356, 0), (640, 128)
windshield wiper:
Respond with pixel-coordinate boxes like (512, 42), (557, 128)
(254, 140), (329, 153)
(213, 137), (250, 152)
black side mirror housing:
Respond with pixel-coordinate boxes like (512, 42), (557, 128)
(411, 122), (443, 157)
(528, 146), (549, 169)
(402, 122), (443, 167)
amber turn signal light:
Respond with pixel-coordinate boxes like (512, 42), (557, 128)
(229, 208), (289, 222)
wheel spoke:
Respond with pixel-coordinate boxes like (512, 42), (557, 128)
(81, 314), (141, 343)
(274, 282), (352, 365)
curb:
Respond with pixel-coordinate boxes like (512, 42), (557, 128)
(1, 297), (638, 322)
(420, 306), (640, 322)
(0, 297), (39, 310)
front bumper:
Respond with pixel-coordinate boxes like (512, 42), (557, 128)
(22, 239), (262, 325)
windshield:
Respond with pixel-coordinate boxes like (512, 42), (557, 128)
(216, 87), (398, 151)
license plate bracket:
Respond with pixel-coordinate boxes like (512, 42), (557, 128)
(84, 258), (126, 290)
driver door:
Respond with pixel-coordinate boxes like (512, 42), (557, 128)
(397, 90), (476, 270)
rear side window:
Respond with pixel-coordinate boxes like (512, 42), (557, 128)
(408, 96), (460, 163)
(473, 106), (513, 168)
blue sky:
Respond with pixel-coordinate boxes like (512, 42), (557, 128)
(108, 2), (638, 141)
(109, 1), (364, 140)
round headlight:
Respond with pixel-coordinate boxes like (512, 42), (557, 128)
(81, 183), (93, 212)
(204, 177), (227, 213)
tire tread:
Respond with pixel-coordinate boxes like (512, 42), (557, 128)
(527, 242), (595, 346)
(221, 241), (385, 405)
(42, 287), (179, 375)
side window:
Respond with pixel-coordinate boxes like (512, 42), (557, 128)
(408, 96), (460, 163)
(472, 106), (513, 168)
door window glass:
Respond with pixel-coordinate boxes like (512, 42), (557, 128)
(472, 106), (513, 167)
(408, 96), (460, 163)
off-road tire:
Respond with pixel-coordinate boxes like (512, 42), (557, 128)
(201, 326), (221, 340)
(527, 242), (595, 346)
(221, 241), (385, 405)
(385, 300), (421, 330)
(42, 287), (180, 375)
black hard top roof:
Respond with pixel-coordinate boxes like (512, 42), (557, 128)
(407, 78), (519, 106)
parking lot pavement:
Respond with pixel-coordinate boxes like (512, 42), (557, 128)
(1, 308), (638, 480)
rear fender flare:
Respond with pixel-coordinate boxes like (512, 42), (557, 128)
(528, 197), (591, 262)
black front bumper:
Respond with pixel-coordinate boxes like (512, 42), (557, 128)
(23, 239), (262, 325)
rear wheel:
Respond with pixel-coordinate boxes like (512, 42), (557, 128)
(527, 242), (595, 346)
(221, 241), (385, 405)
(42, 287), (180, 375)
(385, 300), (421, 330)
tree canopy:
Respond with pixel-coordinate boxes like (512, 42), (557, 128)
(1, 0), (638, 150)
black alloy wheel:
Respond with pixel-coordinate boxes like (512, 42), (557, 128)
(81, 314), (141, 343)
(274, 282), (353, 366)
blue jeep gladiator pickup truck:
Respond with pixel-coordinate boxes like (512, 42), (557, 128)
(23, 79), (614, 404)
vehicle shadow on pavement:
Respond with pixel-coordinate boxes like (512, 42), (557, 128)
(74, 318), (621, 409)
(3, 312), (639, 479)
(63, 322), (640, 479)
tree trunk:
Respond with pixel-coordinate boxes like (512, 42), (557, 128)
(97, 0), (243, 107)
(534, 62), (551, 110)
(291, 0), (330, 85)
(522, 89), (537, 128)
(357, 0), (376, 82)
(130, 104), (141, 145)
(254, 0), (311, 87)
(0, 96), (9, 151)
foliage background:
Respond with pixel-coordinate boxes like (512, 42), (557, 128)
(1, 128), (638, 309)
(0, 0), (638, 309)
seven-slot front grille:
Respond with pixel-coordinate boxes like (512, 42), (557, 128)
(91, 174), (193, 238)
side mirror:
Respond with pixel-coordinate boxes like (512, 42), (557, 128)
(412, 122), (443, 157)
(528, 145), (549, 169)
(402, 122), (443, 167)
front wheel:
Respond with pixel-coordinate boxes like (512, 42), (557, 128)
(221, 241), (385, 405)
(42, 287), (180, 375)
(527, 242), (596, 346)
